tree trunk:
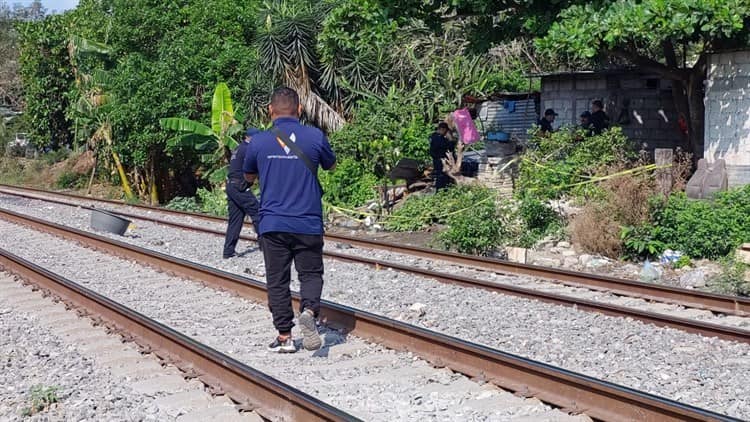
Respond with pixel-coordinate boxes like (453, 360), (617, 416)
(148, 157), (159, 205)
(111, 150), (135, 201)
(86, 155), (97, 196)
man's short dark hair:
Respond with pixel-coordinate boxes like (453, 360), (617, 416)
(437, 122), (449, 130)
(592, 100), (604, 108)
(270, 87), (300, 115)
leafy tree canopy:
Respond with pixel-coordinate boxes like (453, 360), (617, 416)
(538, 0), (750, 69)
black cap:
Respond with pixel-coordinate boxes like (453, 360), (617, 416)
(544, 108), (558, 116)
(580, 111), (592, 118)
(437, 122), (449, 130)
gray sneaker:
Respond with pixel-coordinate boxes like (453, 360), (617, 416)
(267, 336), (296, 353)
(299, 309), (322, 351)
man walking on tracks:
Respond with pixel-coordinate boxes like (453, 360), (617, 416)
(243, 87), (336, 353)
(223, 128), (261, 259)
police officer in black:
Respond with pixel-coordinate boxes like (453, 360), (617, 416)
(537, 108), (558, 134)
(223, 128), (261, 259)
(429, 122), (455, 191)
(590, 100), (610, 135)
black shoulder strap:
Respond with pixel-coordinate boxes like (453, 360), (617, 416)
(271, 127), (323, 192)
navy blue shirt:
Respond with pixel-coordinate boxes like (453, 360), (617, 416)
(228, 140), (250, 180)
(243, 117), (336, 235)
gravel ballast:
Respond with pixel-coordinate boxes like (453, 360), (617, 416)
(0, 219), (580, 421)
(0, 273), (258, 422)
(1, 194), (749, 418)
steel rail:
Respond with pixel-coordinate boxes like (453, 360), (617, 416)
(0, 208), (740, 422)
(0, 249), (358, 422)
(1, 184), (748, 317)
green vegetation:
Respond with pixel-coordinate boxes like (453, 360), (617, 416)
(21, 385), (59, 417)
(623, 186), (750, 260)
(518, 127), (637, 202)
(166, 187), (228, 217)
(55, 170), (86, 189)
(712, 258), (750, 296)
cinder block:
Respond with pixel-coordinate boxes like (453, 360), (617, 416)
(506, 247), (528, 264)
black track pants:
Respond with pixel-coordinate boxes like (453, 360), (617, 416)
(260, 232), (324, 334)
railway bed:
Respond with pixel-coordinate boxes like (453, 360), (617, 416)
(1, 188), (749, 339)
(0, 222), (595, 421)
(0, 210), (748, 419)
(1, 184), (748, 317)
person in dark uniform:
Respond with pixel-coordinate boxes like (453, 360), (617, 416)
(590, 100), (610, 134)
(222, 128), (261, 259)
(243, 87), (336, 353)
(537, 108), (557, 134)
(579, 111), (593, 135)
(429, 122), (455, 191)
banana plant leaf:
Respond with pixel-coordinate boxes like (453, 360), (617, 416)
(160, 118), (214, 136)
(70, 35), (111, 55)
(211, 83), (234, 135)
(165, 134), (213, 155)
(207, 165), (230, 185)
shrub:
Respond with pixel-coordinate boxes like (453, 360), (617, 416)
(569, 170), (658, 258)
(196, 187), (228, 217)
(651, 187), (750, 259)
(385, 185), (496, 232)
(438, 195), (502, 255)
(55, 170), (86, 189)
(711, 258), (750, 296)
(517, 127), (636, 201)
(622, 186), (750, 260)
(571, 201), (624, 257)
(320, 158), (379, 209)
(165, 196), (202, 213)
(329, 91), (433, 177)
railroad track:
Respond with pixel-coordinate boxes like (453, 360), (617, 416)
(1, 186), (749, 345)
(0, 249), (356, 422)
(1, 212), (743, 420)
(1, 184), (748, 318)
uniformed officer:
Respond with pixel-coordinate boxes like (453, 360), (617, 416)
(537, 108), (558, 134)
(590, 100), (610, 134)
(429, 122), (455, 191)
(222, 128), (261, 259)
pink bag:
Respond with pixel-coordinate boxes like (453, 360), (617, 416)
(452, 108), (480, 144)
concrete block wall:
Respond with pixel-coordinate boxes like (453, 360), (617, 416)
(704, 51), (750, 187)
(540, 73), (683, 151)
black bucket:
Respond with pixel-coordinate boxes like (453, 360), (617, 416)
(90, 208), (131, 236)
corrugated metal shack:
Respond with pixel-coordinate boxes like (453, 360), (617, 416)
(468, 92), (540, 143)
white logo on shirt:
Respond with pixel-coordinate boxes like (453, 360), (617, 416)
(275, 132), (295, 155)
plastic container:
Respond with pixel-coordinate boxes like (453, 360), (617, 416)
(90, 208), (131, 236)
(486, 131), (510, 142)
